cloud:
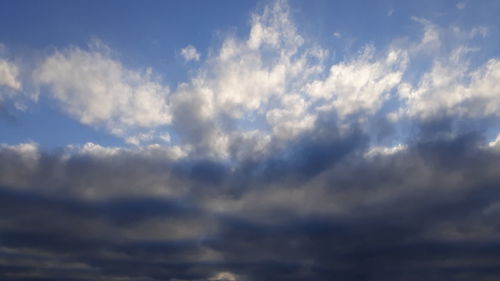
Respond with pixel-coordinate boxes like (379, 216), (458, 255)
(457, 1), (466, 10)
(364, 143), (407, 158)
(34, 43), (172, 137)
(209, 272), (238, 281)
(305, 45), (406, 119)
(0, 55), (25, 111)
(398, 51), (500, 120)
(165, 0), (321, 157)
(0, 58), (21, 90)
(166, 0), (407, 157)
(2, 130), (500, 280)
(180, 45), (201, 62)
(488, 134), (500, 151)
(0, 44), (42, 112)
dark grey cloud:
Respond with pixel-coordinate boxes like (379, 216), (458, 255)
(2, 120), (500, 281)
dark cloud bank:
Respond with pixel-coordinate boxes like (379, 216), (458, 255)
(1, 118), (500, 281)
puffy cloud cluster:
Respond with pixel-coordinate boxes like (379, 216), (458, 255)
(34, 43), (172, 137)
(306, 46), (406, 118)
(398, 50), (500, 120)
(163, 0), (410, 157)
(166, 1), (322, 156)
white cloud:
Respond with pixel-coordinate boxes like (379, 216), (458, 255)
(382, 19), (500, 121)
(167, 0), (324, 157)
(410, 17), (441, 53)
(398, 50), (500, 120)
(180, 45), (200, 62)
(208, 0), (308, 120)
(64, 141), (188, 161)
(247, 0), (303, 51)
(0, 58), (21, 90)
(306, 46), (406, 119)
(364, 144), (407, 158)
(76, 142), (121, 157)
(34, 45), (172, 137)
(124, 131), (171, 146)
(487, 134), (500, 152)
(0, 57), (24, 109)
(0, 44), (40, 111)
(125, 133), (154, 146)
(456, 1), (466, 10)
(266, 94), (316, 140)
(209, 272), (238, 281)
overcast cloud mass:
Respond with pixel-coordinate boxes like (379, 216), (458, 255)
(1, 0), (500, 280)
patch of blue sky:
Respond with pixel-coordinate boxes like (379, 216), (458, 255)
(0, 95), (123, 149)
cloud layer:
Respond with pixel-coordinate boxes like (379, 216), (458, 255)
(2, 126), (500, 281)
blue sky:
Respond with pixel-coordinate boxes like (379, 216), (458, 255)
(2, 1), (500, 281)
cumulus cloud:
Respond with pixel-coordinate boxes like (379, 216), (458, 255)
(398, 51), (500, 120)
(306, 46), (406, 119)
(167, 0), (407, 157)
(34, 44), (172, 137)
(165, 0), (322, 157)
(180, 45), (201, 62)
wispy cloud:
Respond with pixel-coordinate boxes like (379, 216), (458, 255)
(180, 45), (201, 62)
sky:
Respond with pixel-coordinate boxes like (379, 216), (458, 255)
(1, 0), (500, 280)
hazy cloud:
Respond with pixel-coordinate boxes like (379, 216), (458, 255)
(180, 45), (201, 62)
(0, 58), (21, 90)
